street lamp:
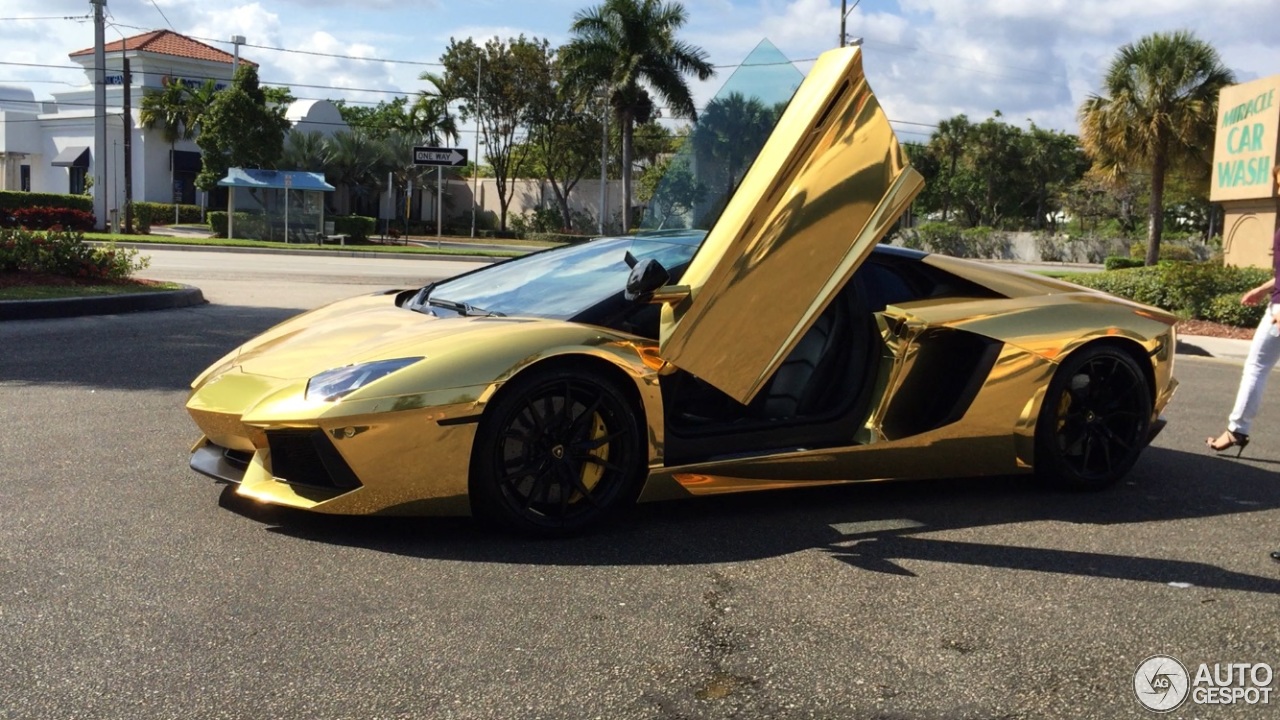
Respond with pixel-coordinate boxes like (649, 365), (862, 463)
(840, 0), (862, 48)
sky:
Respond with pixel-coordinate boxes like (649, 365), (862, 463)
(2, 0), (1279, 146)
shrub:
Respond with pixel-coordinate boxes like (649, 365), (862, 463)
(332, 215), (375, 242)
(0, 190), (93, 213)
(0, 227), (148, 280)
(1201, 292), (1267, 328)
(1104, 256), (1144, 271)
(1061, 261), (1271, 326)
(207, 211), (269, 240)
(2, 206), (96, 231)
(510, 207), (568, 238)
(129, 201), (202, 230)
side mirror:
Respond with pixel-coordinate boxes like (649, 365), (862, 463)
(624, 254), (671, 301)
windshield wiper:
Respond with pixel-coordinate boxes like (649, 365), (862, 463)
(427, 297), (505, 318)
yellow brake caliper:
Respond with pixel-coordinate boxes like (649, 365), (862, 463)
(573, 413), (609, 500)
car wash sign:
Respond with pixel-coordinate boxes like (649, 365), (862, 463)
(1211, 74), (1280, 202)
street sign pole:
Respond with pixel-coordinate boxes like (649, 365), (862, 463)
(410, 145), (469, 245)
(284, 173), (292, 244)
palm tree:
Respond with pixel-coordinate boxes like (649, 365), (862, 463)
(562, 0), (715, 232)
(281, 130), (334, 174)
(928, 115), (971, 223)
(692, 93), (775, 199)
(409, 88), (459, 146)
(1079, 31), (1234, 265)
(327, 130), (388, 215)
(139, 78), (195, 223)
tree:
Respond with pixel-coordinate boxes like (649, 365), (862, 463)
(523, 55), (605, 231)
(336, 97), (423, 140)
(1078, 31), (1234, 265)
(408, 94), (459, 146)
(139, 78), (196, 222)
(691, 92), (777, 220)
(638, 151), (705, 229)
(326, 129), (388, 214)
(958, 113), (1025, 227)
(281, 130), (334, 174)
(562, 0), (715, 232)
(1020, 123), (1089, 230)
(195, 64), (291, 191)
(929, 115), (972, 222)
(426, 36), (550, 231)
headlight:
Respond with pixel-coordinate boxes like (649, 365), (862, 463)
(305, 357), (423, 402)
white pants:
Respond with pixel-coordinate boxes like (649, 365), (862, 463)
(1228, 303), (1280, 435)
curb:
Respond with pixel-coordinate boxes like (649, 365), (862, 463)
(0, 284), (206, 321)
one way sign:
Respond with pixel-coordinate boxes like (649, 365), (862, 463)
(412, 146), (468, 167)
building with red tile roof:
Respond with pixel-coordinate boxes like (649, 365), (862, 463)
(69, 29), (257, 67)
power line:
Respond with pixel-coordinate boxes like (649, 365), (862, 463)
(107, 21), (445, 68)
(144, 0), (175, 32)
(0, 14), (91, 21)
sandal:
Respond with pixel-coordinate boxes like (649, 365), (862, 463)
(1206, 429), (1249, 457)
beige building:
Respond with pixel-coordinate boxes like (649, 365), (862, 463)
(1212, 74), (1280, 267)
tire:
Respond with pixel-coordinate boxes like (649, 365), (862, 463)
(470, 366), (645, 535)
(1034, 344), (1152, 490)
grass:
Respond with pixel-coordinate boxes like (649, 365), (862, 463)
(0, 281), (183, 301)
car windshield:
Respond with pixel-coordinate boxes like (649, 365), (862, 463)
(414, 232), (703, 320)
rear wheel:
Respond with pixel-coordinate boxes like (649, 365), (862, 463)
(1034, 345), (1152, 490)
(470, 367), (644, 535)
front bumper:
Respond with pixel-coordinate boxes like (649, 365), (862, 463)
(186, 372), (489, 516)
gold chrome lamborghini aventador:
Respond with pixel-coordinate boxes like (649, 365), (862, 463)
(186, 46), (1177, 534)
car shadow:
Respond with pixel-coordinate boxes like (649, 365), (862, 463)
(230, 444), (1280, 595)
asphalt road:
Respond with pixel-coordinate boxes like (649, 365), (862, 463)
(1, 251), (1277, 719)
(137, 247), (489, 309)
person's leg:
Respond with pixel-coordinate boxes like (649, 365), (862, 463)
(1226, 304), (1280, 435)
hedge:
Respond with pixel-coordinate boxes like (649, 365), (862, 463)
(1104, 256), (1144, 271)
(1061, 262), (1272, 326)
(332, 215), (375, 242)
(129, 202), (202, 232)
(1, 206), (96, 231)
(207, 211), (269, 240)
(0, 190), (93, 213)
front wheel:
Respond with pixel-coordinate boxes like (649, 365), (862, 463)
(470, 367), (644, 535)
(1034, 345), (1152, 490)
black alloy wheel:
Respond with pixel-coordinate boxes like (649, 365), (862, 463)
(471, 367), (644, 535)
(1035, 345), (1152, 490)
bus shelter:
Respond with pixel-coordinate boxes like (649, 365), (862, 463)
(218, 168), (336, 242)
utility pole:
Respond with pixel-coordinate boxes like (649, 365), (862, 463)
(470, 57), (481, 239)
(122, 56), (133, 233)
(840, 0), (861, 48)
(91, 0), (107, 230)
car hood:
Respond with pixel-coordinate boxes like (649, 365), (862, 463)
(214, 292), (541, 381)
